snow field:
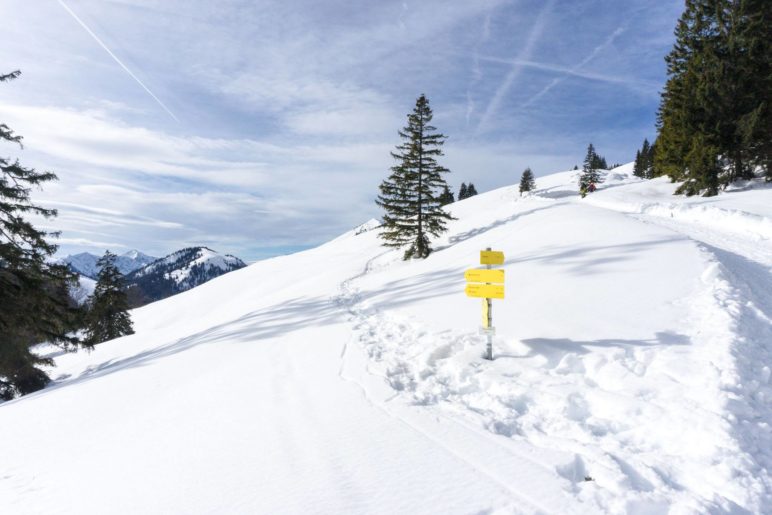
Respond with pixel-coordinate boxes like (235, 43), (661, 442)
(1, 165), (770, 513)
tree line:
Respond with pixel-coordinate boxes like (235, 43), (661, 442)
(651, 0), (771, 195)
(1, 71), (134, 400)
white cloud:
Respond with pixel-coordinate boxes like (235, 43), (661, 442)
(0, 0), (679, 260)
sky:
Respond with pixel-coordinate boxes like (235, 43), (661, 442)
(0, 0), (683, 262)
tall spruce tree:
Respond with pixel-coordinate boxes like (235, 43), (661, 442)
(1, 70), (81, 400)
(579, 143), (604, 189)
(519, 167), (536, 194)
(731, 0), (772, 181)
(466, 183), (478, 197)
(376, 95), (453, 259)
(84, 251), (134, 347)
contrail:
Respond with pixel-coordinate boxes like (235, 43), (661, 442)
(56, 0), (179, 122)
(520, 26), (626, 108)
(475, 0), (556, 135)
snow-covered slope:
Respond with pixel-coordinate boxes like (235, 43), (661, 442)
(61, 250), (157, 278)
(2, 165), (770, 514)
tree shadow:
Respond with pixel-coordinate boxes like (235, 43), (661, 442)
(442, 204), (557, 248)
(9, 294), (346, 404)
(518, 331), (691, 367)
(504, 238), (683, 276)
(358, 266), (466, 311)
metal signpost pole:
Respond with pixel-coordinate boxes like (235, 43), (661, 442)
(465, 248), (504, 361)
(485, 247), (493, 360)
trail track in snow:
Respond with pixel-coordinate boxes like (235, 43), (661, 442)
(335, 182), (772, 512)
(335, 251), (583, 514)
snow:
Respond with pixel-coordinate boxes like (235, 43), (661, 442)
(68, 275), (96, 305)
(1, 164), (770, 513)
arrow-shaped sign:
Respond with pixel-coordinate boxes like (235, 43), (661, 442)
(480, 250), (505, 265)
(465, 268), (505, 284)
(465, 283), (505, 299)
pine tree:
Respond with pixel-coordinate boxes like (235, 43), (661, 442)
(466, 183), (478, 197)
(519, 167), (536, 194)
(84, 251), (134, 346)
(438, 185), (455, 206)
(376, 94), (454, 259)
(645, 140), (656, 179)
(730, 0), (772, 181)
(654, 0), (771, 194)
(634, 138), (655, 178)
(1, 70), (81, 400)
(579, 143), (604, 189)
(633, 150), (643, 178)
(459, 182), (468, 200)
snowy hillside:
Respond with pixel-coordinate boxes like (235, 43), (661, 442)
(1, 165), (770, 514)
(61, 250), (157, 278)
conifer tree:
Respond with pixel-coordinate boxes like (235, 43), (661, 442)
(654, 0), (771, 193)
(519, 167), (536, 194)
(591, 154), (608, 170)
(633, 150), (643, 178)
(731, 0), (772, 181)
(579, 143), (604, 189)
(459, 182), (468, 200)
(466, 183), (478, 197)
(634, 138), (656, 178)
(376, 94), (454, 259)
(1, 70), (81, 400)
(84, 251), (134, 346)
(438, 185), (455, 206)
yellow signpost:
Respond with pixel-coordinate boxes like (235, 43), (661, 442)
(465, 248), (505, 360)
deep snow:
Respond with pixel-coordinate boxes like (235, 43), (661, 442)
(1, 165), (770, 514)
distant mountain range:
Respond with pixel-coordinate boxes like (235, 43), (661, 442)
(61, 250), (157, 279)
(61, 247), (246, 307)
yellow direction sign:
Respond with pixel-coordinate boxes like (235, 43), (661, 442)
(480, 250), (505, 265)
(465, 283), (505, 299)
(465, 268), (504, 284)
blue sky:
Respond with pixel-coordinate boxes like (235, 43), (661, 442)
(0, 0), (682, 262)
